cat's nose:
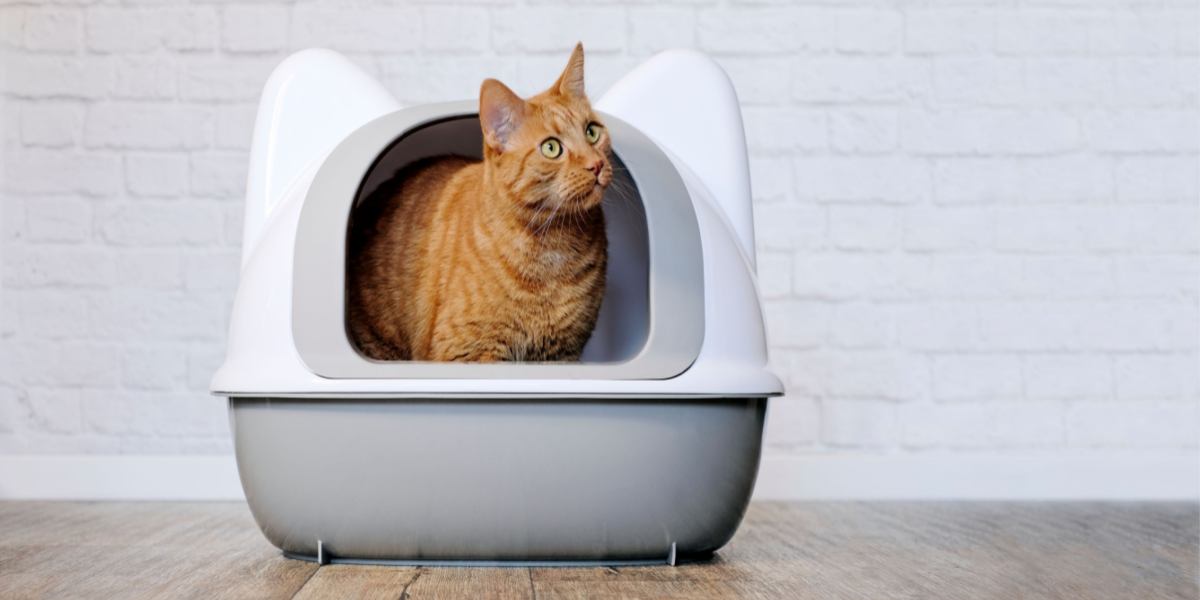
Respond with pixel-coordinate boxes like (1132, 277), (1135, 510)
(589, 160), (604, 177)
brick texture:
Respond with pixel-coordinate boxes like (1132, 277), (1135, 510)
(0, 1), (1196, 461)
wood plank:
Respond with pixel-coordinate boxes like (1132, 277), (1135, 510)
(403, 567), (533, 599)
(292, 565), (419, 600)
(0, 501), (1195, 600)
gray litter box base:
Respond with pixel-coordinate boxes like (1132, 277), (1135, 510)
(230, 397), (765, 564)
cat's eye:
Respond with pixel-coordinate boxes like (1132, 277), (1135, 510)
(540, 138), (563, 159)
(585, 123), (602, 144)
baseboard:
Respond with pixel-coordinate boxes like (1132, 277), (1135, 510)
(0, 452), (1196, 501)
(753, 451), (1200, 500)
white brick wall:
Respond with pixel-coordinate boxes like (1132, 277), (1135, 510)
(1, 1), (1197, 483)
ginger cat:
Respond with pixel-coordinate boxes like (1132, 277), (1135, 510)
(347, 44), (610, 362)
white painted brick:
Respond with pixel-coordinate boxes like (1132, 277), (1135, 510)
(183, 250), (239, 291)
(821, 400), (896, 448)
(514, 55), (636, 96)
(2, 56), (113, 99)
(829, 303), (892, 349)
(763, 301), (829, 349)
(1022, 156), (1114, 203)
(2, 341), (121, 388)
(901, 402), (1063, 449)
(23, 8), (82, 53)
(934, 159), (1022, 204)
(829, 206), (899, 251)
(422, 7), (490, 53)
(25, 197), (91, 243)
(994, 207), (1126, 253)
(792, 254), (908, 300)
(1090, 301), (1200, 352)
(20, 103), (81, 148)
(777, 350), (831, 398)
(826, 350), (928, 401)
(1113, 256), (1199, 299)
(1112, 58), (1194, 107)
(121, 345), (187, 390)
(755, 252), (791, 300)
(1085, 110), (1199, 153)
(1023, 59), (1110, 106)
(1025, 355), (1112, 400)
(220, 5), (286, 53)
(996, 10), (1090, 56)
(81, 390), (155, 435)
(290, 7), (421, 53)
(9, 290), (94, 339)
(96, 203), (223, 247)
(113, 57), (177, 100)
(1020, 256), (1114, 299)
(1115, 355), (1200, 401)
(629, 8), (696, 55)
(933, 58), (1023, 106)
(764, 395), (819, 447)
(126, 154), (189, 198)
(933, 355), (1022, 402)
(89, 290), (229, 341)
(743, 108), (827, 153)
(0, 388), (16, 434)
(893, 302), (977, 351)
(2, 246), (113, 289)
(1176, 11), (1200, 54)
(916, 257), (1025, 302)
(754, 204), (824, 250)
(190, 153), (247, 199)
(905, 9), (994, 55)
(1123, 205), (1200, 253)
(794, 157), (930, 204)
(1068, 403), (1199, 448)
(84, 104), (211, 150)
(114, 250), (183, 290)
(179, 58), (274, 103)
(0, 7), (22, 50)
(829, 109), (896, 154)
(492, 8), (625, 54)
(902, 110), (1080, 156)
(835, 10), (901, 55)
(1116, 157), (1199, 203)
(698, 8), (831, 54)
(792, 58), (927, 103)
(715, 58), (791, 105)
(901, 206), (992, 252)
(24, 389), (83, 434)
(187, 345), (225, 391)
(382, 56), (517, 104)
(86, 7), (217, 53)
(749, 156), (794, 204)
(214, 105), (256, 151)
(1089, 12), (1176, 56)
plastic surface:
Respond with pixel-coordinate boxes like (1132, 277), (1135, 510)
(231, 397), (766, 562)
(212, 48), (782, 398)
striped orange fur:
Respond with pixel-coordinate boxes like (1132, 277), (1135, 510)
(347, 44), (610, 362)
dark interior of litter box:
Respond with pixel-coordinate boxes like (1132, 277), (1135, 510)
(345, 115), (651, 364)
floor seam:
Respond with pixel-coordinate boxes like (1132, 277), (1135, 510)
(289, 563), (322, 600)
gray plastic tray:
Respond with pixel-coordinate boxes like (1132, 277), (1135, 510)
(230, 397), (765, 565)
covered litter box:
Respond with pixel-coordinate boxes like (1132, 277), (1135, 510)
(211, 48), (783, 566)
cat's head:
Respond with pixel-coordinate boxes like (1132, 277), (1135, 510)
(478, 43), (612, 222)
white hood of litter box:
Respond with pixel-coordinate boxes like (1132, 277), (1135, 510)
(212, 48), (782, 398)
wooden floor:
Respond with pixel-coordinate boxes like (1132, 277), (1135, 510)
(0, 502), (1195, 599)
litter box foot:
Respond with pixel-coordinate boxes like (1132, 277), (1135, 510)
(667, 542), (677, 567)
(316, 539), (329, 565)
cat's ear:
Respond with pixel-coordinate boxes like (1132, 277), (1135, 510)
(479, 78), (527, 152)
(553, 42), (586, 98)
